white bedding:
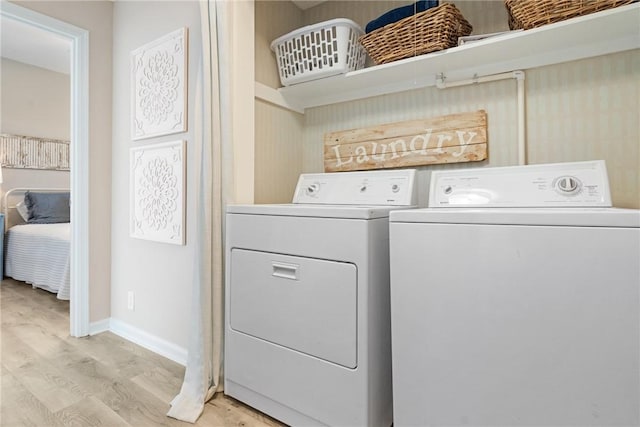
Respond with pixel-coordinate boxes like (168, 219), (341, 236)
(5, 223), (70, 300)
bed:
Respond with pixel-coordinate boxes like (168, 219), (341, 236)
(4, 188), (71, 300)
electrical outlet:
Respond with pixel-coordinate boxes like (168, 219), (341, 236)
(127, 291), (135, 311)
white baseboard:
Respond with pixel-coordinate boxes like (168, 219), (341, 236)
(102, 318), (188, 366)
(89, 318), (111, 335)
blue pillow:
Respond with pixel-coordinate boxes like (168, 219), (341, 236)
(24, 191), (71, 224)
(366, 1), (439, 33)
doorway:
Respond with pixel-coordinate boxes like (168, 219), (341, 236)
(0, 2), (89, 337)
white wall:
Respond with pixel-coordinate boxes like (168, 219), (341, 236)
(0, 58), (70, 139)
(111, 1), (201, 352)
(0, 58), (70, 199)
(12, 0), (114, 322)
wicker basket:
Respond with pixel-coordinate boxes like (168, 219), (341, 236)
(359, 3), (472, 65)
(505, 0), (636, 30)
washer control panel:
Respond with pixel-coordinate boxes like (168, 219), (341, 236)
(429, 161), (612, 207)
(294, 169), (417, 206)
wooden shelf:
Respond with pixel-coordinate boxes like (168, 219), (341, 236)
(260, 3), (639, 112)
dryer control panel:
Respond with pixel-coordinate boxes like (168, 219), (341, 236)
(294, 169), (417, 206)
(429, 160), (612, 207)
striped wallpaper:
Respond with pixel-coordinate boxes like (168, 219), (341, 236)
(256, 1), (640, 208)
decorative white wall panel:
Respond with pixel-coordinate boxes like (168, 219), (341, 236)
(130, 140), (185, 245)
(0, 134), (70, 170)
(131, 28), (188, 140)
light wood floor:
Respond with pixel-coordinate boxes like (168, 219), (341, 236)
(0, 278), (285, 427)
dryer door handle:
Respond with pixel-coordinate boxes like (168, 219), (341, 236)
(272, 262), (299, 281)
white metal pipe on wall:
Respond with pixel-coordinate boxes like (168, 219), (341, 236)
(436, 70), (526, 165)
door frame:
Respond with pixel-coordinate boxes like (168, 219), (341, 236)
(1, 2), (90, 337)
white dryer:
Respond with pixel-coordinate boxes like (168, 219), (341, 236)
(389, 161), (640, 426)
(225, 169), (417, 427)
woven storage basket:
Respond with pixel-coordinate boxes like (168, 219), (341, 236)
(359, 3), (472, 65)
(505, 0), (636, 30)
(271, 18), (367, 86)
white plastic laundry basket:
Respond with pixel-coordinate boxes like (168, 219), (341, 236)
(270, 18), (367, 87)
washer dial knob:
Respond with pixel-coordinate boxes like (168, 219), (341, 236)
(306, 183), (320, 196)
(555, 175), (581, 195)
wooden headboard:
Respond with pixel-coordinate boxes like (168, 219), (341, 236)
(3, 188), (70, 231)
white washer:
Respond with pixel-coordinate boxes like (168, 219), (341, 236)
(225, 169), (417, 427)
(389, 161), (640, 426)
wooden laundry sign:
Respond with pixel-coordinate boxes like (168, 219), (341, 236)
(323, 110), (487, 172)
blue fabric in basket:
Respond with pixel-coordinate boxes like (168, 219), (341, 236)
(365, 0), (439, 33)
